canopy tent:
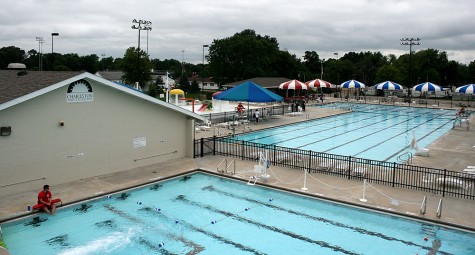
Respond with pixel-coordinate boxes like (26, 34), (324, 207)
(341, 80), (366, 89)
(374, 81), (403, 90)
(340, 80), (365, 99)
(214, 81), (283, 121)
(412, 82), (443, 92)
(279, 79), (308, 90)
(214, 81), (283, 102)
(305, 79), (333, 89)
(455, 84), (475, 94)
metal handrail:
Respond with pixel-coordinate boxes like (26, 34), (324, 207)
(397, 151), (413, 164)
(226, 160), (236, 175)
(217, 158), (235, 175)
(436, 198), (443, 219)
(217, 158), (227, 174)
(420, 196), (427, 215)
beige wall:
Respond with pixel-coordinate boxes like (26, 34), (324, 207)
(0, 78), (194, 196)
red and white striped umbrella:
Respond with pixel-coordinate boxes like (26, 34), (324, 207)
(305, 79), (333, 89)
(279, 79), (308, 90)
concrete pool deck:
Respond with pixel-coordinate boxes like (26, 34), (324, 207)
(1, 99), (474, 234)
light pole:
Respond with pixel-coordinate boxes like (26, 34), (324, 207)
(202, 45), (209, 89)
(131, 19), (152, 50)
(401, 38), (421, 97)
(334, 52), (340, 84)
(51, 33), (59, 70)
(36, 37), (44, 71)
(320, 58), (325, 79)
(131, 19), (152, 83)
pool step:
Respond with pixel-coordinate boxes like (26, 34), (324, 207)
(421, 224), (437, 237)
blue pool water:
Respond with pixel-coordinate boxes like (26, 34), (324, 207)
(233, 103), (456, 162)
(2, 172), (474, 254)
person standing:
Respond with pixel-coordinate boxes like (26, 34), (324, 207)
(255, 109), (260, 123)
(37, 185), (57, 215)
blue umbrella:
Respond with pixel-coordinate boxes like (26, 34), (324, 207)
(455, 84), (475, 94)
(340, 80), (366, 89)
(374, 81), (403, 90)
(214, 81), (283, 102)
(412, 82), (443, 92)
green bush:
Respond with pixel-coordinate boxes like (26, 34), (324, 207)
(0, 238), (6, 248)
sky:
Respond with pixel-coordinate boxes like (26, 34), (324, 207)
(1, 0), (475, 65)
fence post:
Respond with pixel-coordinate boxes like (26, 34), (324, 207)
(212, 136), (216, 156)
(308, 150), (312, 173)
(241, 140), (245, 160)
(348, 156), (352, 179)
(273, 144), (277, 163)
(200, 138), (204, 157)
(442, 169), (447, 197)
(392, 162), (396, 187)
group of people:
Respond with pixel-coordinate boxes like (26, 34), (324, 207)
(237, 102), (261, 123)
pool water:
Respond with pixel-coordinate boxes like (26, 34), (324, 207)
(2, 172), (474, 254)
(233, 103), (456, 162)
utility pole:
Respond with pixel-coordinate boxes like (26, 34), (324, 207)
(36, 37), (44, 71)
(400, 38), (421, 97)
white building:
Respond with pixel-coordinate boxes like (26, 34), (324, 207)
(0, 71), (205, 196)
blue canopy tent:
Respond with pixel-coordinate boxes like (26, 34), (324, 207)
(214, 81), (283, 102)
(214, 81), (283, 120)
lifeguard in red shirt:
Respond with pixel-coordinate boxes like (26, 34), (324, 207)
(37, 184), (57, 215)
(237, 102), (245, 115)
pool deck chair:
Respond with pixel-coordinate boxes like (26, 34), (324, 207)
(415, 148), (430, 157)
(436, 177), (471, 190)
(351, 167), (368, 177)
(317, 161), (333, 171)
(248, 152), (271, 185)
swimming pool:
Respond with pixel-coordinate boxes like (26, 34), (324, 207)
(233, 103), (456, 162)
(2, 172), (474, 254)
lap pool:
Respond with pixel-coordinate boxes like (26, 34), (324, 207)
(233, 103), (456, 162)
(1, 172), (474, 254)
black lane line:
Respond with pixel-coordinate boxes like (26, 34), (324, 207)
(139, 207), (268, 255)
(320, 113), (424, 153)
(175, 195), (361, 255)
(272, 112), (401, 147)
(293, 113), (418, 150)
(104, 204), (205, 255)
(381, 116), (456, 162)
(240, 113), (370, 144)
(202, 185), (452, 255)
(350, 112), (451, 158)
(241, 105), (403, 146)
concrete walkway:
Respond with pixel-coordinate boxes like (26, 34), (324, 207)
(1, 99), (474, 234)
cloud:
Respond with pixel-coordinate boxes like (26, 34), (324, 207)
(1, 0), (474, 64)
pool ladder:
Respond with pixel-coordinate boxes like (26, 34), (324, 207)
(397, 151), (413, 164)
(217, 158), (235, 175)
(436, 198), (443, 219)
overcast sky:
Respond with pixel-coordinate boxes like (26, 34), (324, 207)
(1, 0), (474, 65)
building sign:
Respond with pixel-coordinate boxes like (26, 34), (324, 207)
(133, 136), (147, 148)
(66, 79), (94, 103)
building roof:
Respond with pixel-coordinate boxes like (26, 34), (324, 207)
(223, 77), (290, 88)
(95, 71), (123, 81)
(0, 70), (83, 104)
(0, 71), (206, 121)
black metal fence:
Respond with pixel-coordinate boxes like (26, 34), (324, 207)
(195, 137), (475, 200)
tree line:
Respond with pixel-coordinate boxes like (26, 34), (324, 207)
(2, 29), (475, 91)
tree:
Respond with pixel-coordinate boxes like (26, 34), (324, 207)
(119, 47), (152, 86)
(178, 76), (190, 92)
(99, 56), (116, 71)
(80, 54), (100, 73)
(190, 80), (200, 93)
(0, 46), (26, 69)
(207, 29), (281, 84)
